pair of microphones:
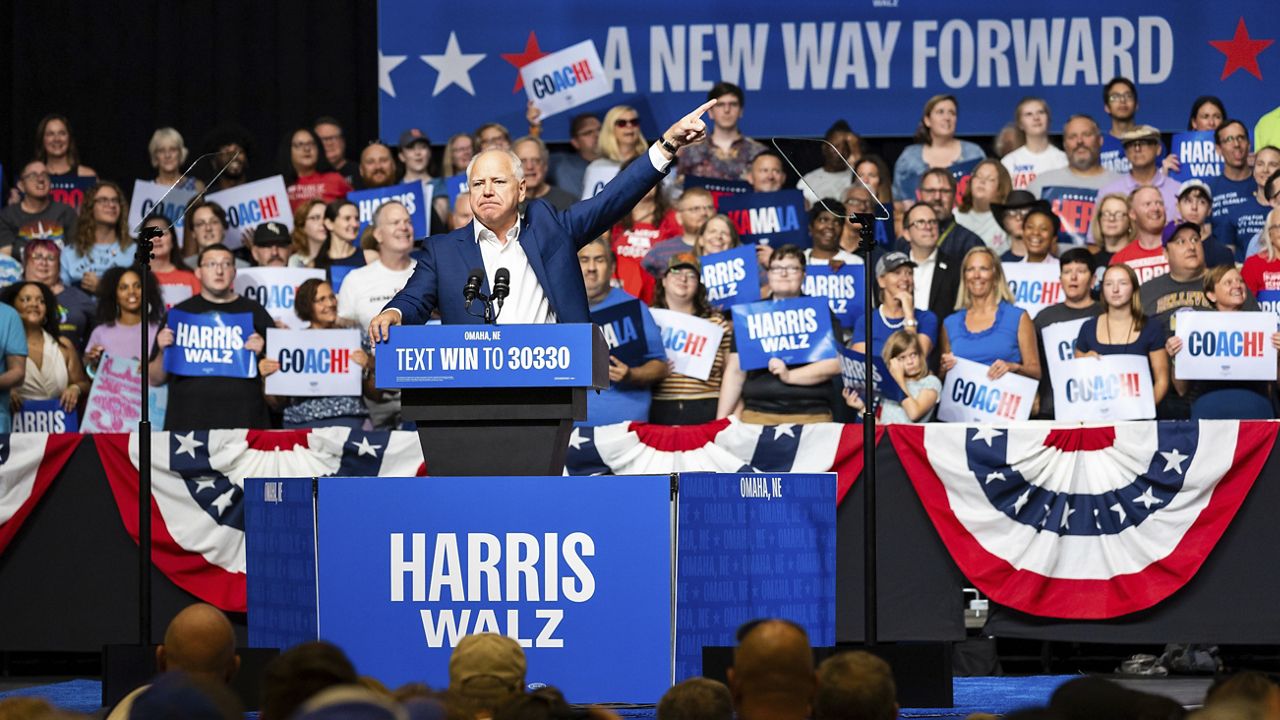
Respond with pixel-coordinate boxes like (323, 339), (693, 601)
(463, 267), (509, 323)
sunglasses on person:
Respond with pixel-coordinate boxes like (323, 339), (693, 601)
(614, 117), (640, 128)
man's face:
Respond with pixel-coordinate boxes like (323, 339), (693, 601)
(190, 207), (225, 248)
(1123, 139), (1160, 173)
(478, 127), (510, 152)
(843, 186), (875, 216)
(217, 143), (246, 178)
(1216, 122), (1251, 170)
(450, 193), (474, 230)
(399, 142), (430, 174)
(677, 193), (715, 236)
(197, 250), (236, 297)
(810, 213), (839, 252)
(709, 93), (742, 131)
(905, 207), (940, 251)
(570, 118), (601, 157)
(373, 204), (414, 254)
(1130, 189), (1167, 234)
(749, 155), (784, 192)
(360, 144), (396, 188)
(917, 175), (954, 220)
(1253, 149), (1280, 190)
(468, 151), (525, 229)
(18, 162), (51, 201)
(578, 242), (613, 299)
(514, 141), (546, 190)
(1104, 85), (1136, 123)
(1063, 118), (1103, 172)
(1060, 261), (1092, 303)
(315, 122), (346, 166)
(1178, 191), (1210, 225)
(1165, 229), (1204, 276)
(251, 239), (289, 267)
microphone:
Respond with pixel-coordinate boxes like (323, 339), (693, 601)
(493, 267), (511, 305)
(463, 268), (484, 309)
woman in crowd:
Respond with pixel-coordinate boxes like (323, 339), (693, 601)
(83, 266), (165, 376)
(939, 247), (1041, 381)
(693, 214), (741, 257)
(137, 212), (200, 307)
(149, 127), (205, 192)
(954, 159), (1013, 253)
(289, 200), (330, 268)
(1, 281), (91, 414)
(1242, 207), (1280, 295)
(261, 278), (371, 429)
(850, 251), (937, 360)
(21, 240), (96, 352)
(281, 126), (351, 210)
(583, 106), (648, 198)
(844, 330), (942, 423)
(312, 199), (371, 275)
(892, 94), (986, 210)
(1074, 263), (1169, 411)
(34, 114), (96, 179)
(990, 191), (1036, 260)
(181, 201), (247, 268)
(1091, 193), (1135, 268)
(63, 182), (134, 293)
(1166, 266), (1280, 419)
(854, 154), (901, 240)
(717, 245), (841, 424)
(1187, 96), (1226, 131)
(649, 254), (732, 425)
(610, 181), (678, 263)
(1000, 97), (1068, 190)
(440, 133), (475, 178)
(1002, 206), (1060, 264)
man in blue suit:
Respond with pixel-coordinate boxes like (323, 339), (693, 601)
(368, 99), (718, 341)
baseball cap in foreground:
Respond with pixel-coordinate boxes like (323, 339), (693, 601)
(449, 633), (527, 702)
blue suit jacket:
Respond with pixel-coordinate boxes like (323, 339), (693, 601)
(386, 156), (667, 324)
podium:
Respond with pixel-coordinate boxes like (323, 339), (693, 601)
(375, 323), (609, 476)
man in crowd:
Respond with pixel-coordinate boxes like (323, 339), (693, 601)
(206, 126), (252, 191)
(898, 168), (984, 260)
(262, 642), (358, 720)
(580, 237), (668, 424)
(642, 187), (716, 277)
(369, 98), (715, 336)
(448, 192), (473, 230)
(1033, 248), (1100, 419)
(901, 202), (961, 326)
(353, 142), (397, 191)
(1099, 77), (1140, 173)
(1175, 180), (1234, 267)
(1208, 120), (1256, 258)
(1110, 186), (1171, 284)
(476, 122), (511, 152)
(447, 634), (526, 719)
(314, 116), (354, 183)
(728, 620), (816, 720)
(514, 136), (576, 211)
(248, 222), (292, 267)
(1096, 126), (1179, 218)
(677, 82), (766, 182)
(1029, 115), (1118, 197)
(658, 678), (733, 720)
(814, 651), (899, 720)
(153, 243), (274, 430)
(1142, 221), (1256, 334)
(0, 161), (78, 255)
(399, 128), (448, 235)
(539, 112), (601, 198)
(749, 151), (787, 193)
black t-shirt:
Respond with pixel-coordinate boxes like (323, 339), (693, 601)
(1032, 302), (1102, 419)
(163, 295), (274, 431)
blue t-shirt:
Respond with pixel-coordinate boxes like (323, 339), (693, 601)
(0, 303), (28, 433)
(584, 287), (666, 426)
(850, 308), (938, 359)
(1073, 316), (1164, 356)
(61, 242), (135, 287)
(943, 301), (1025, 366)
(1208, 174), (1264, 258)
(1099, 135), (1131, 175)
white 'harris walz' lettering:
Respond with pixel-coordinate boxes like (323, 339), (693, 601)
(746, 307), (817, 352)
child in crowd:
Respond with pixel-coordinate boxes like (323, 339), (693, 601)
(843, 330), (941, 423)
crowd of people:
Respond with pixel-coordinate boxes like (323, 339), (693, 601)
(2, 79), (1280, 432)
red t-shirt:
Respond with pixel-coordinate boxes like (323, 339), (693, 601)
(1110, 242), (1169, 285)
(1242, 253), (1280, 295)
(612, 256), (655, 305)
(610, 209), (681, 261)
(287, 173), (353, 210)
(154, 267), (202, 309)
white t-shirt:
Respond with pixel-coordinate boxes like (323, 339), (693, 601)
(337, 259), (417, 337)
(954, 210), (1010, 255)
(1001, 145), (1069, 190)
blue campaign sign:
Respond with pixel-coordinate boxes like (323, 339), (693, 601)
(376, 323), (598, 388)
(163, 309), (258, 379)
(837, 345), (905, 403)
(445, 173), (469, 207)
(1040, 186), (1099, 246)
(731, 296), (838, 371)
(1169, 131), (1224, 182)
(802, 263), (864, 330)
(12, 398), (79, 433)
(591, 298), (649, 367)
(717, 190), (809, 249)
(348, 181), (429, 239)
(377, 3), (1279, 141)
(315, 474), (672, 702)
(1258, 290), (1280, 317)
(675, 472), (836, 681)
(701, 245), (761, 309)
(245, 477), (319, 651)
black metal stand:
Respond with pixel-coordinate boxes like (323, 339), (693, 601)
(134, 225), (162, 644)
(851, 213), (878, 645)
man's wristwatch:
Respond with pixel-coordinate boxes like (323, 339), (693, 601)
(659, 136), (679, 155)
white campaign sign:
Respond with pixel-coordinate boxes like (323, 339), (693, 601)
(938, 356), (1038, 423)
(1053, 354), (1156, 421)
(234, 267), (325, 329)
(265, 328), (362, 397)
(581, 162), (620, 199)
(1002, 261), (1062, 319)
(1174, 311), (1278, 381)
(650, 309), (724, 381)
(204, 175), (292, 250)
(1040, 316), (1091, 389)
(522, 40), (612, 120)
(129, 180), (196, 231)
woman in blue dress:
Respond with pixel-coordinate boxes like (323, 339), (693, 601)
(939, 246), (1041, 382)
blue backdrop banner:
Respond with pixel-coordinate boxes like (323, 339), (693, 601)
(377, 3), (1278, 142)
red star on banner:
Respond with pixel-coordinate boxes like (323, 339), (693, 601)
(501, 31), (548, 93)
(1209, 17), (1274, 80)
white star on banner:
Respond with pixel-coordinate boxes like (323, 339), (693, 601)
(211, 489), (236, 517)
(174, 432), (204, 458)
(568, 428), (590, 450)
(772, 424), (797, 439)
(1160, 448), (1189, 475)
(984, 471), (1006, 485)
(421, 32), (485, 96)
(1012, 489), (1030, 515)
(1134, 487), (1162, 509)
(193, 477), (217, 493)
(1059, 503), (1074, 529)
(1111, 502), (1128, 525)
(379, 50), (407, 97)
(353, 437), (383, 457)
(971, 426), (1003, 447)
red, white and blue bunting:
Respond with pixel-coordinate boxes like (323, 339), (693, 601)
(96, 428), (425, 612)
(0, 433), (82, 556)
(891, 421), (1278, 618)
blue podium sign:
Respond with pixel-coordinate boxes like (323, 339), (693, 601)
(376, 324), (599, 388)
(314, 475), (672, 702)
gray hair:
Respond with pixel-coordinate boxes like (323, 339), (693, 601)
(149, 127), (188, 166)
(513, 135), (549, 163)
(465, 149), (525, 185)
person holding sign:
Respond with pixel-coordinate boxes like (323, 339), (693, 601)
(148, 128), (205, 194)
(850, 252), (937, 363)
(369, 98), (718, 336)
(311, 200), (371, 275)
(1166, 266), (1280, 419)
(843, 330), (941, 423)
(1032, 248), (1101, 419)
(1074, 264), (1169, 407)
(20, 239), (95, 352)
(939, 247), (1041, 382)
(1, 282), (90, 415)
(1243, 208), (1280, 297)
(1000, 205), (1059, 264)
(1160, 96), (1226, 177)
(650, 253), (731, 425)
(84, 266), (164, 375)
(64, 182), (134, 293)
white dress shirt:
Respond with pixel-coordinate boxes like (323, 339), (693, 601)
(474, 220), (555, 324)
(912, 248), (938, 312)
